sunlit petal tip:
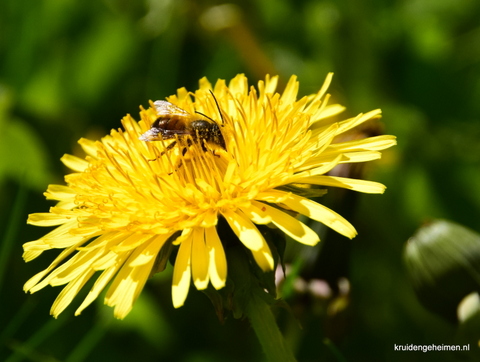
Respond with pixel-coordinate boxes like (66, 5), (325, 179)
(281, 75), (300, 102)
(318, 72), (334, 98)
(223, 210), (266, 251)
(205, 227), (227, 289)
(251, 247), (275, 272)
(60, 154), (89, 172)
(77, 138), (99, 157)
(191, 228), (209, 290)
(27, 213), (73, 227)
(173, 228), (193, 246)
(172, 288), (187, 309)
(262, 74), (279, 94)
(199, 76), (213, 91)
(171, 235), (192, 308)
(113, 305), (132, 320)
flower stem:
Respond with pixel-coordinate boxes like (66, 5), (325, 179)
(225, 244), (296, 361)
(245, 291), (297, 362)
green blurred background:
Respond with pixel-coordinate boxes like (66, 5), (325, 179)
(2, 0), (480, 361)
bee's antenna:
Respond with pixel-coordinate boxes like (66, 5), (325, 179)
(195, 111), (214, 121)
(194, 90), (225, 126)
(209, 90), (225, 126)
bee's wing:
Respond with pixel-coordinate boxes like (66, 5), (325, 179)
(154, 100), (191, 117)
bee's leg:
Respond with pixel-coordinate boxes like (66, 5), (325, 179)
(168, 147), (187, 175)
(147, 141), (177, 161)
(163, 141), (178, 154)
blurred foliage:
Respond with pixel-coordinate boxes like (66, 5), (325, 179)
(404, 220), (480, 322)
(1, 0), (480, 361)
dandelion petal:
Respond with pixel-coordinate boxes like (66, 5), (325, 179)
(172, 234), (193, 308)
(191, 228), (209, 290)
(259, 190), (357, 239)
(251, 201), (320, 246)
(205, 227), (227, 289)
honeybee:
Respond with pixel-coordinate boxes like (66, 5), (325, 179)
(139, 99), (226, 154)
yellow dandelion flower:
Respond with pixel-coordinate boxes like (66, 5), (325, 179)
(23, 73), (396, 319)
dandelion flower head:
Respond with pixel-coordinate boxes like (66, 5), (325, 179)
(23, 74), (396, 319)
